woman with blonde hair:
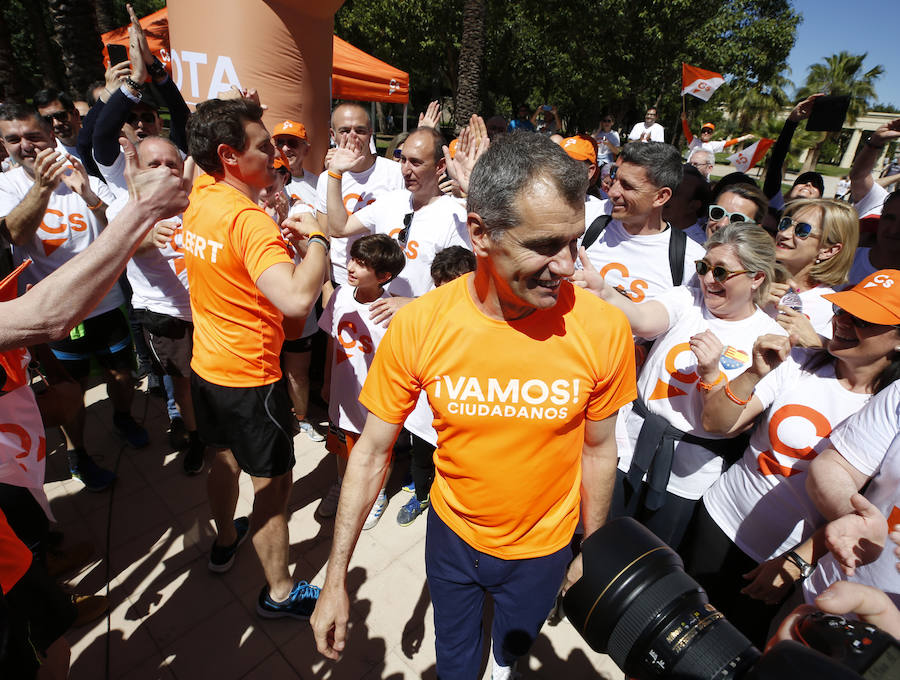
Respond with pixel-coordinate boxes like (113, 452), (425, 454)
(769, 198), (859, 346)
(576, 223), (784, 548)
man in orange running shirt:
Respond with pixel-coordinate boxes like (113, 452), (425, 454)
(182, 97), (328, 620)
(311, 132), (637, 677)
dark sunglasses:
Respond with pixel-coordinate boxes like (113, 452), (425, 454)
(831, 304), (897, 329)
(709, 204), (751, 224)
(777, 216), (815, 239)
(695, 259), (751, 283)
(276, 137), (301, 149)
(393, 147), (402, 159)
(608, 164), (618, 180)
(42, 110), (71, 124)
(398, 212), (413, 246)
(700, 127), (714, 134)
(602, 118), (613, 123)
(127, 111), (157, 126)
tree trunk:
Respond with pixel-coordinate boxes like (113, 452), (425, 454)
(375, 102), (387, 134)
(22, 0), (65, 91)
(801, 135), (829, 173)
(0, 13), (26, 103)
(46, 0), (105, 97)
(453, 0), (484, 129)
(91, 0), (118, 34)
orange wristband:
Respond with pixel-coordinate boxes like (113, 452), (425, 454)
(327, 170), (343, 180)
(724, 380), (751, 406)
(696, 373), (724, 393)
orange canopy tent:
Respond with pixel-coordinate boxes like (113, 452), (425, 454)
(100, 8), (410, 107)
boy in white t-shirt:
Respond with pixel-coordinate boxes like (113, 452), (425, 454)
(316, 234), (406, 529)
(396, 245), (477, 527)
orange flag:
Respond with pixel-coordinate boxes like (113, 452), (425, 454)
(681, 63), (725, 101)
(728, 138), (775, 173)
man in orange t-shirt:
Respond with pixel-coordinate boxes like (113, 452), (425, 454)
(182, 97), (329, 620)
(312, 133), (637, 677)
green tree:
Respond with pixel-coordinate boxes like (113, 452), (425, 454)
(46, 0), (105, 97)
(797, 51), (883, 170)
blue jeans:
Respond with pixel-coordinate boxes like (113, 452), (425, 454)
(425, 509), (571, 679)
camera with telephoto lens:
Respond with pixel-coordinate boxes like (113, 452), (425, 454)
(563, 518), (900, 680)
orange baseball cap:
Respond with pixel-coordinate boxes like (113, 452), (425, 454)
(824, 270), (900, 325)
(700, 123), (715, 131)
(561, 136), (596, 162)
(272, 120), (308, 141)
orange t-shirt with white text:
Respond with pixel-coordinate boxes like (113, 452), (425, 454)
(182, 178), (292, 387)
(359, 275), (636, 559)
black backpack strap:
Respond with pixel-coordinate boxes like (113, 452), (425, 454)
(667, 223), (687, 286)
(581, 214), (612, 251)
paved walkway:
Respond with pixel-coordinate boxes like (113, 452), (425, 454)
(50, 381), (621, 679)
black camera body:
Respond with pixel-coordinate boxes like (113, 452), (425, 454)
(563, 518), (900, 680)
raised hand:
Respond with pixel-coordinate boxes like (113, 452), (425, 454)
(870, 118), (900, 146)
(748, 333), (792, 379)
(127, 24), (147, 84)
(775, 306), (822, 348)
(60, 155), (99, 205)
(443, 115), (489, 196)
(33, 148), (67, 193)
(126, 3), (153, 67)
(788, 93), (824, 123)
(328, 134), (367, 174)
(417, 100), (441, 129)
(689, 329), (724, 383)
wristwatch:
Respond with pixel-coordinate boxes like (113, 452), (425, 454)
(785, 550), (814, 579)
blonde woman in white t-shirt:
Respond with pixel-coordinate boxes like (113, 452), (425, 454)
(767, 198), (859, 346)
(682, 269), (900, 646)
(575, 222), (781, 549)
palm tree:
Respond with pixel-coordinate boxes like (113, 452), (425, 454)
(46, 0), (105, 97)
(725, 71), (792, 131)
(0, 12), (25, 103)
(797, 52), (883, 171)
(454, 0), (485, 130)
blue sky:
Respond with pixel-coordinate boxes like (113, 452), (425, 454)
(785, 0), (900, 108)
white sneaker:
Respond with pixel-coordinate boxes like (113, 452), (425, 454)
(362, 491), (388, 530)
(298, 419), (326, 443)
(316, 481), (342, 519)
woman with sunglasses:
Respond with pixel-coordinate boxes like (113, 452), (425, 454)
(592, 113), (620, 165)
(768, 198), (858, 347)
(682, 269), (900, 645)
(705, 182), (767, 240)
(576, 223), (782, 549)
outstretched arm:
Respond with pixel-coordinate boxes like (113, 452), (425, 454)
(311, 414), (402, 659)
(0, 138), (188, 351)
(763, 94), (823, 199)
(850, 118), (900, 203)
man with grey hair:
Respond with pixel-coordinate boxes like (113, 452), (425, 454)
(687, 147), (715, 180)
(311, 132), (636, 679)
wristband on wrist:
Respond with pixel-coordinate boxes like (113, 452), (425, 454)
(148, 59), (167, 81)
(307, 231), (327, 241)
(86, 197), (104, 211)
(124, 76), (144, 93)
(308, 235), (330, 253)
(696, 373), (724, 393)
(327, 170), (343, 180)
(724, 380), (751, 406)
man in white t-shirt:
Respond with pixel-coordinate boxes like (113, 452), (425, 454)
(628, 107), (665, 143)
(272, 120), (317, 211)
(316, 103), (404, 287)
(681, 114), (754, 157)
(581, 142), (705, 302)
(0, 102), (142, 491)
(327, 126), (470, 323)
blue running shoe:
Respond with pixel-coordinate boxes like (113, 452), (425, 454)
(257, 580), (320, 620)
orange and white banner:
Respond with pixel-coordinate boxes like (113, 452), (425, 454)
(681, 63), (725, 102)
(728, 138), (775, 173)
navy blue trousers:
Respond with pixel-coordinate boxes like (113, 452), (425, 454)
(425, 509), (571, 679)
